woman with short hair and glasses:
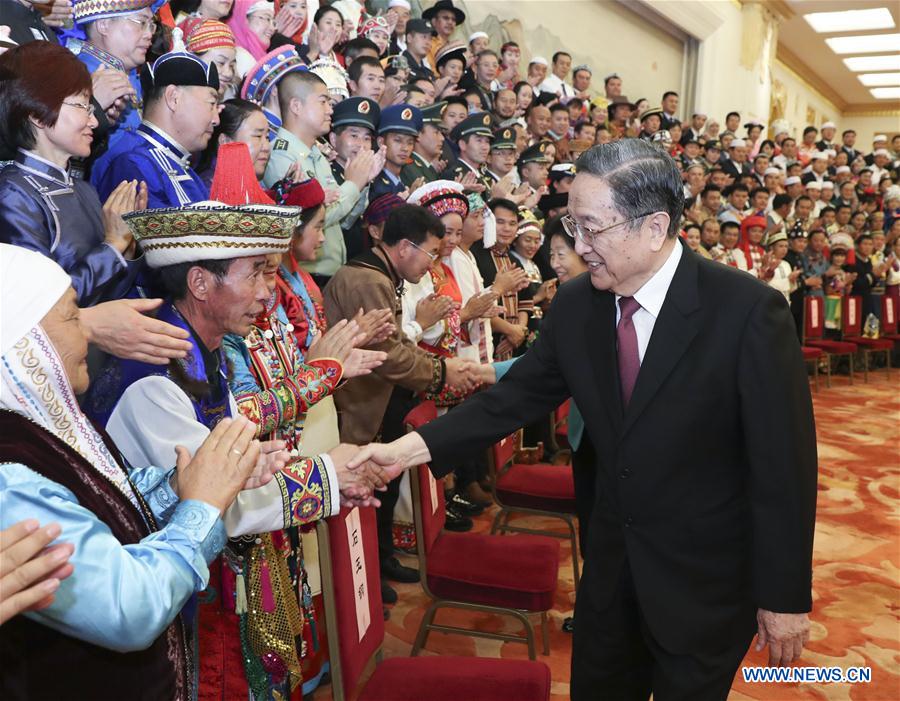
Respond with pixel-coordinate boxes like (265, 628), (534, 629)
(0, 41), (145, 305)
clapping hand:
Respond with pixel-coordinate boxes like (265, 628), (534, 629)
(0, 520), (75, 625)
(80, 298), (192, 365)
(174, 418), (285, 515)
(308, 319), (386, 378)
(352, 307), (396, 346)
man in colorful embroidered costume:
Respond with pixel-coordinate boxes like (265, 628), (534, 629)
(84, 147), (385, 697)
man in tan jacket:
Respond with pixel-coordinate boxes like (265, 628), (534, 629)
(323, 203), (479, 596)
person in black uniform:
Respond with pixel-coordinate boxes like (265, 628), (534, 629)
(371, 103), (422, 200)
(440, 112), (495, 192)
(328, 96), (381, 260)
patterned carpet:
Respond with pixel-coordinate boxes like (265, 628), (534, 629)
(316, 371), (900, 700)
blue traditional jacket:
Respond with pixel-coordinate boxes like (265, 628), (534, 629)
(0, 149), (142, 305)
(84, 302), (232, 430)
(91, 122), (209, 208)
(75, 42), (143, 158)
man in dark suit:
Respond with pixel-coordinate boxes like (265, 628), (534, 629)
(348, 139), (818, 700)
(720, 138), (752, 182)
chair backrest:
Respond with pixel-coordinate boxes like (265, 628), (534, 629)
(554, 400), (570, 431)
(882, 295), (898, 334)
(842, 295), (863, 336)
(316, 506), (384, 701)
(803, 295), (825, 342)
(490, 431), (519, 474)
(410, 462), (446, 557)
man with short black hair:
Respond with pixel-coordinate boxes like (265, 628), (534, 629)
(264, 71), (381, 280)
(402, 102), (444, 186)
(348, 55), (386, 102)
(660, 90), (679, 130)
(441, 112), (495, 191)
(539, 50), (574, 98)
(402, 17), (437, 79)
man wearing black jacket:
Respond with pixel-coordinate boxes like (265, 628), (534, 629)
(350, 139), (818, 701)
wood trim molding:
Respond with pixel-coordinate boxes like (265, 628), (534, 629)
(776, 44), (847, 111)
(841, 105), (900, 116)
(740, 0), (795, 21)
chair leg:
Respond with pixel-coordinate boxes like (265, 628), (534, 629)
(523, 615), (537, 660)
(567, 518), (581, 589)
(825, 356), (832, 388)
(411, 601), (440, 656)
(849, 353), (854, 385)
(863, 350), (869, 383)
(812, 360), (819, 392)
(540, 610), (550, 656)
(490, 508), (506, 535)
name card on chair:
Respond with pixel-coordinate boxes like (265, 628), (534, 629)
(345, 507), (371, 641)
(427, 468), (439, 515)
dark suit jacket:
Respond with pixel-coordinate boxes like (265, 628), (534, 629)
(418, 244), (818, 654)
(720, 157), (751, 181)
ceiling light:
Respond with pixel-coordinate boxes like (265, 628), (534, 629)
(870, 87), (900, 99)
(843, 55), (900, 71)
(804, 8), (894, 34)
(858, 72), (900, 86)
(825, 33), (900, 54)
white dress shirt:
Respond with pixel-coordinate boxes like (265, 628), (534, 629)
(615, 240), (683, 363)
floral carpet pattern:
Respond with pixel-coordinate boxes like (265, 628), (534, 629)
(318, 374), (900, 700)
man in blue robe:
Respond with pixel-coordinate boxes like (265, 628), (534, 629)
(70, 0), (155, 169)
(92, 50), (219, 208)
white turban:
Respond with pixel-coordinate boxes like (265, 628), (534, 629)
(1, 244), (71, 355)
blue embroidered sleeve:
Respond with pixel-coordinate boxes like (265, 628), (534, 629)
(0, 463), (226, 653)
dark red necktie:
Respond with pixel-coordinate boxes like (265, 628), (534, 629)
(617, 296), (642, 407)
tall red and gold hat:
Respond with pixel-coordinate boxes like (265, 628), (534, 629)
(124, 143), (299, 267)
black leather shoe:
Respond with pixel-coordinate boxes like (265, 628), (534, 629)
(443, 505), (473, 532)
(381, 556), (420, 583)
(562, 616), (575, 633)
(381, 578), (398, 604)
(446, 491), (484, 516)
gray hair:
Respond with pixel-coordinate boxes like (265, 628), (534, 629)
(575, 139), (684, 238)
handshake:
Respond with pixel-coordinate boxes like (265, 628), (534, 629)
(444, 357), (496, 392)
(328, 431), (435, 509)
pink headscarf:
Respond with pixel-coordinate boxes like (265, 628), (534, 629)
(228, 0), (271, 61)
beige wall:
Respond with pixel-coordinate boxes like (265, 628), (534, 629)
(448, 0), (685, 108)
(770, 60), (841, 134)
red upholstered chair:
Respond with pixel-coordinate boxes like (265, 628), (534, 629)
(553, 400), (571, 451)
(803, 295), (857, 385)
(487, 430), (581, 588)
(841, 296), (892, 382)
(404, 402), (560, 659)
(316, 506), (551, 701)
(881, 295), (900, 342)
(801, 346), (825, 392)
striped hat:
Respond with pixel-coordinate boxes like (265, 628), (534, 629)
(242, 46), (307, 104)
(73, 0), (155, 24)
(363, 193), (405, 226)
(180, 18), (235, 54)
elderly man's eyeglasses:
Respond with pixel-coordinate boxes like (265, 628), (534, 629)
(63, 101), (97, 117)
(405, 239), (439, 262)
(123, 16), (158, 34)
(561, 212), (654, 246)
